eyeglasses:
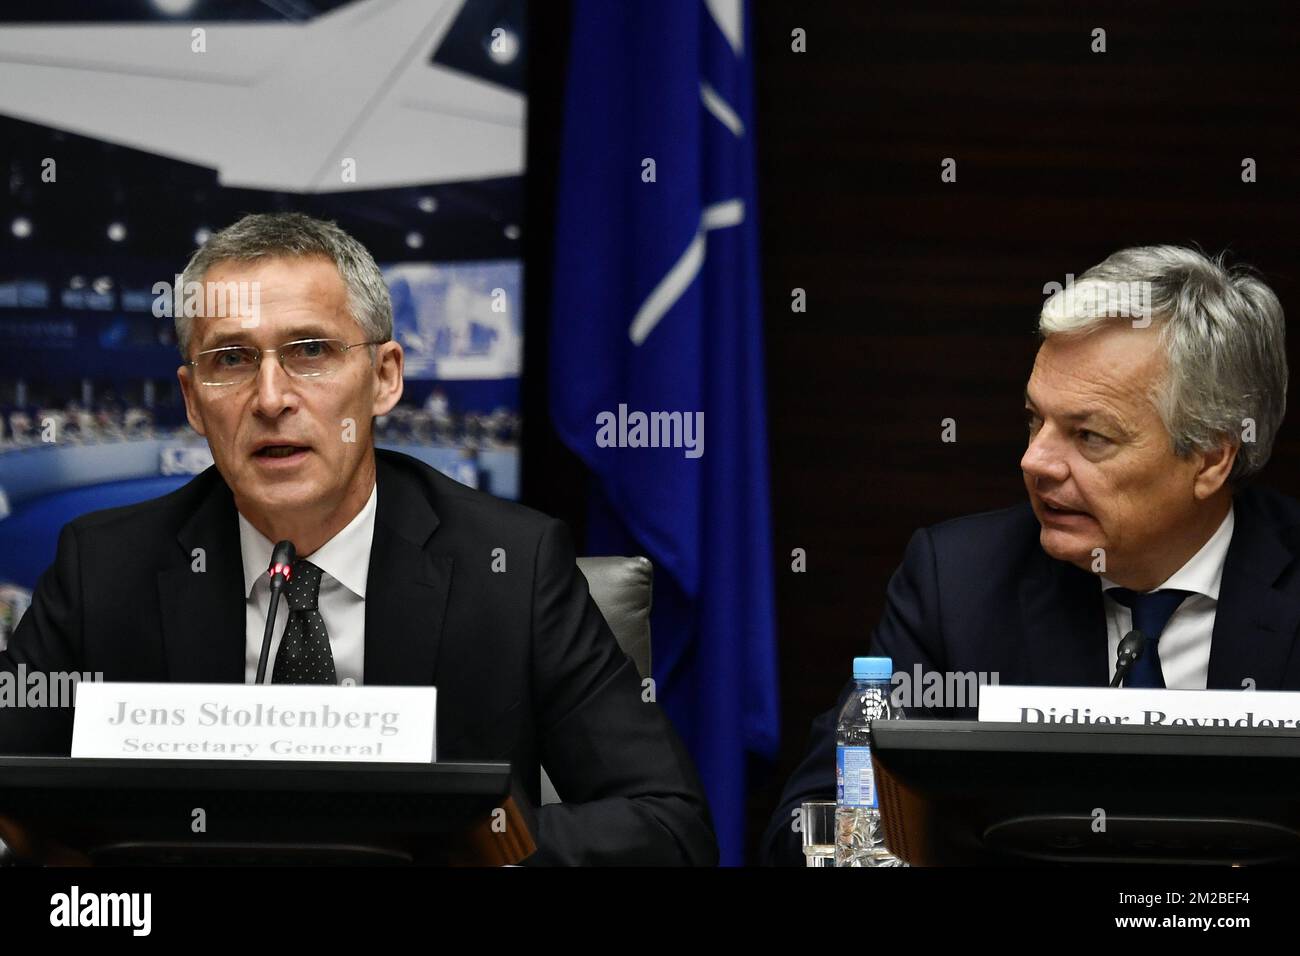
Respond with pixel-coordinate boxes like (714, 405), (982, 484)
(188, 338), (386, 387)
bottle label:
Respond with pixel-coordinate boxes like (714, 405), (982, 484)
(836, 744), (877, 809)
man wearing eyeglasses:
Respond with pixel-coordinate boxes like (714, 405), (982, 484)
(0, 212), (718, 866)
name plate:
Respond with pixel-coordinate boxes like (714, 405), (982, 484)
(978, 684), (1300, 728)
(71, 682), (437, 762)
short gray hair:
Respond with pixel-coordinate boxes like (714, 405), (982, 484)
(1038, 245), (1287, 483)
(175, 212), (392, 358)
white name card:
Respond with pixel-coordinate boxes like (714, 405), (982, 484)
(978, 684), (1300, 728)
(72, 682), (437, 763)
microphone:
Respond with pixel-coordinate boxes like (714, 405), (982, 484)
(255, 540), (296, 684)
(1110, 629), (1146, 688)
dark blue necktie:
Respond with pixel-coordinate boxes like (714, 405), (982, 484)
(1106, 588), (1194, 688)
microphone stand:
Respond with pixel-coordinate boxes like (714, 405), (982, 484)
(256, 541), (296, 684)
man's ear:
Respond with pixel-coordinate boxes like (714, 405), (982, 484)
(177, 364), (207, 437)
(371, 341), (404, 416)
(1193, 438), (1237, 499)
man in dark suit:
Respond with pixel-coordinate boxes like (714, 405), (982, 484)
(763, 245), (1294, 865)
(1, 212), (717, 866)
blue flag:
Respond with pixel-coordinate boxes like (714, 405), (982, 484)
(550, 0), (778, 865)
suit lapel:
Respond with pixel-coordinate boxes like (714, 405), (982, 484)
(157, 472), (246, 683)
(363, 455), (454, 686)
(1020, 546), (1109, 686)
(1207, 491), (1300, 690)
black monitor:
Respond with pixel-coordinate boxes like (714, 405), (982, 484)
(0, 757), (527, 865)
(870, 720), (1300, 865)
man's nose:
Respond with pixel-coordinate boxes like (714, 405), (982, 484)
(1021, 425), (1069, 483)
(251, 353), (298, 417)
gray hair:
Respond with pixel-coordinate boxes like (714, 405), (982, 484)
(1038, 245), (1287, 483)
(175, 212), (392, 358)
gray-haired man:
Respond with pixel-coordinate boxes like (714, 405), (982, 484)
(2, 212), (718, 866)
(763, 245), (1294, 865)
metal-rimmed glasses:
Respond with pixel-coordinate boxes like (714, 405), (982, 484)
(187, 338), (386, 387)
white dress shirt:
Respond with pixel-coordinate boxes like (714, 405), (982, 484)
(239, 483), (377, 685)
(1099, 505), (1235, 689)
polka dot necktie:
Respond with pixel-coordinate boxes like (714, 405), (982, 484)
(271, 559), (337, 684)
(1106, 587), (1194, 689)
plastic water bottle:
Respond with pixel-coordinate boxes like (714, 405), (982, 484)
(835, 656), (907, 867)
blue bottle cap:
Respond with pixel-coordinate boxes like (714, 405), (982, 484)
(853, 656), (893, 681)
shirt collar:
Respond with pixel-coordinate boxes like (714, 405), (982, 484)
(238, 482), (378, 600)
(1100, 504), (1235, 601)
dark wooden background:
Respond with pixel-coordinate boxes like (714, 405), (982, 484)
(523, 1), (1300, 862)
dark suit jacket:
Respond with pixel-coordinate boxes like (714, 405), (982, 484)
(762, 483), (1300, 865)
(0, 448), (717, 866)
